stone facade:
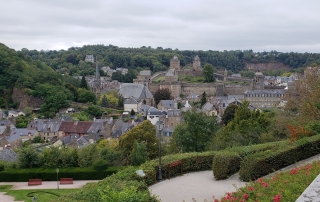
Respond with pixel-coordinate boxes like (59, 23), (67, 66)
(193, 55), (202, 71)
(170, 56), (180, 70)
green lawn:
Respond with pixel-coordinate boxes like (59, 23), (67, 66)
(0, 185), (79, 201)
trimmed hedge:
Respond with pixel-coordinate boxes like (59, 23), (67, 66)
(239, 135), (320, 181)
(212, 140), (287, 180)
(0, 167), (120, 182)
(55, 151), (216, 202)
(212, 151), (241, 180)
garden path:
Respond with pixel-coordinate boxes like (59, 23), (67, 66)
(149, 154), (320, 202)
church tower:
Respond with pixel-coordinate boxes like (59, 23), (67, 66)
(91, 57), (102, 98)
(252, 71), (265, 90)
(170, 56), (180, 70)
(193, 55), (202, 71)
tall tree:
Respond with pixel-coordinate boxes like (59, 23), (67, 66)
(201, 91), (207, 107)
(154, 88), (173, 105)
(100, 94), (108, 107)
(80, 75), (89, 90)
(119, 120), (157, 164)
(221, 104), (239, 125)
(203, 63), (215, 82)
(171, 110), (218, 152)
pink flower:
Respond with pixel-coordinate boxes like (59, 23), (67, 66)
(214, 199), (219, 202)
(273, 194), (281, 202)
(262, 182), (268, 188)
(290, 168), (298, 174)
(248, 186), (255, 191)
(244, 193), (249, 200)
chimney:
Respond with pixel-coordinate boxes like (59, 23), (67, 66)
(74, 120), (79, 125)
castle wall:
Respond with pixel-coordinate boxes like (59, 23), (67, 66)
(245, 62), (289, 71)
(181, 83), (216, 97)
(224, 85), (251, 95)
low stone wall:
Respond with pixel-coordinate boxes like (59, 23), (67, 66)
(296, 174), (320, 201)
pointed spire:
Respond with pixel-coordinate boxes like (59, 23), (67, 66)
(95, 56), (100, 80)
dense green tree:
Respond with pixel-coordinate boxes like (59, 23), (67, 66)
(221, 104), (239, 125)
(119, 120), (157, 163)
(18, 147), (41, 168)
(77, 88), (96, 104)
(78, 144), (99, 167)
(84, 104), (104, 118)
(100, 94), (108, 107)
(124, 69), (137, 83)
(32, 136), (44, 143)
(200, 91), (207, 107)
(111, 71), (124, 82)
(118, 94), (124, 108)
(154, 88), (173, 105)
(171, 110), (218, 152)
(130, 141), (147, 166)
(80, 75), (89, 90)
(203, 63), (215, 82)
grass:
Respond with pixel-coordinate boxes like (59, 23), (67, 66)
(178, 75), (206, 83)
(0, 185), (79, 201)
(153, 76), (165, 83)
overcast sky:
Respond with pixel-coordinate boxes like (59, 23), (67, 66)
(1, 0), (319, 53)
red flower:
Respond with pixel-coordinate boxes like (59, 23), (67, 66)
(214, 199), (219, 202)
(273, 194), (281, 202)
(290, 168), (298, 175)
(262, 182), (268, 188)
(248, 186), (255, 191)
(244, 193), (249, 200)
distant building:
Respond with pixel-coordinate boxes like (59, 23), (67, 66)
(193, 55), (202, 71)
(170, 56), (180, 70)
(85, 55), (94, 63)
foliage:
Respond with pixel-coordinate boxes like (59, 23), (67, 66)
(200, 91), (207, 107)
(83, 104), (104, 118)
(119, 120), (157, 164)
(221, 104), (239, 125)
(93, 159), (109, 171)
(15, 115), (30, 128)
(78, 144), (100, 167)
(17, 146), (41, 168)
(154, 88), (173, 105)
(33, 136), (44, 143)
(130, 141), (148, 166)
(287, 125), (312, 142)
(239, 70), (255, 78)
(41, 147), (78, 168)
(98, 185), (151, 202)
(99, 94), (108, 107)
(77, 88), (96, 104)
(80, 76), (89, 90)
(220, 161), (320, 202)
(212, 151), (241, 180)
(203, 63), (215, 82)
(171, 110), (218, 152)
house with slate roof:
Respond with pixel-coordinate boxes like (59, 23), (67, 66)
(157, 100), (178, 111)
(119, 83), (154, 107)
(28, 119), (62, 142)
(111, 119), (134, 138)
(87, 118), (113, 139)
(124, 96), (140, 112)
(53, 134), (90, 149)
(138, 70), (152, 81)
(7, 129), (38, 147)
(8, 110), (25, 118)
(147, 107), (165, 125)
(243, 89), (285, 108)
(85, 55), (94, 63)
(202, 102), (218, 117)
(139, 104), (151, 117)
(159, 109), (182, 136)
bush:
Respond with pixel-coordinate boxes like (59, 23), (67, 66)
(239, 135), (320, 181)
(93, 160), (108, 171)
(0, 164), (4, 172)
(212, 151), (241, 180)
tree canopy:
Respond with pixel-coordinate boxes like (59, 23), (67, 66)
(154, 88), (173, 105)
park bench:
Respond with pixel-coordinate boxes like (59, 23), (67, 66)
(167, 160), (182, 179)
(60, 178), (73, 184)
(28, 179), (42, 186)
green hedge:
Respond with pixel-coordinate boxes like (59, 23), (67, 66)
(55, 151), (216, 202)
(212, 151), (241, 180)
(0, 167), (120, 182)
(239, 135), (320, 181)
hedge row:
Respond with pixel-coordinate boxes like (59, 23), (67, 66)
(212, 140), (287, 179)
(0, 167), (120, 182)
(239, 135), (320, 181)
(55, 151), (216, 202)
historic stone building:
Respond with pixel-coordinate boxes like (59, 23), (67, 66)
(170, 56), (180, 70)
(193, 55), (202, 71)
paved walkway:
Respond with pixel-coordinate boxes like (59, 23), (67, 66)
(0, 180), (99, 202)
(149, 154), (320, 202)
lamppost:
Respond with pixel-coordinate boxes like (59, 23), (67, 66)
(56, 168), (59, 191)
(156, 121), (164, 180)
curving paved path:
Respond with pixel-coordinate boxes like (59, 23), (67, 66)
(149, 154), (320, 202)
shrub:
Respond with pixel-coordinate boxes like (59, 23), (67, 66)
(0, 164), (4, 172)
(93, 160), (108, 171)
(212, 152), (241, 180)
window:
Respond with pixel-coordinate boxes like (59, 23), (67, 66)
(150, 116), (154, 119)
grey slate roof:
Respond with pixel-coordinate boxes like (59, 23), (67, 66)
(140, 70), (151, 76)
(0, 148), (17, 162)
(28, 119), (62, 132)
(167, 109), (181, 116)
(147, 107), (163, 116)
(202, 103), (214, 111)
(244, 89), (285, 95)
(6, 129), (36, 142)
(165, 69), (175, 76)
(119, 83), (153, 100)
(160, 100), (177, 109)
(111, 120), (134, 138)
(124, 96), (138, 104)
(140, 104), (151, 112)
(59, 134), (90, 148)
(187, 93), (199, 99)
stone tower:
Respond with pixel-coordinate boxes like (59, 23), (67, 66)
(193, 55), (202, 70)
(253, 71), (265, 90)
(91, 57), (102, 98)
(170, 56), (180, 70)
